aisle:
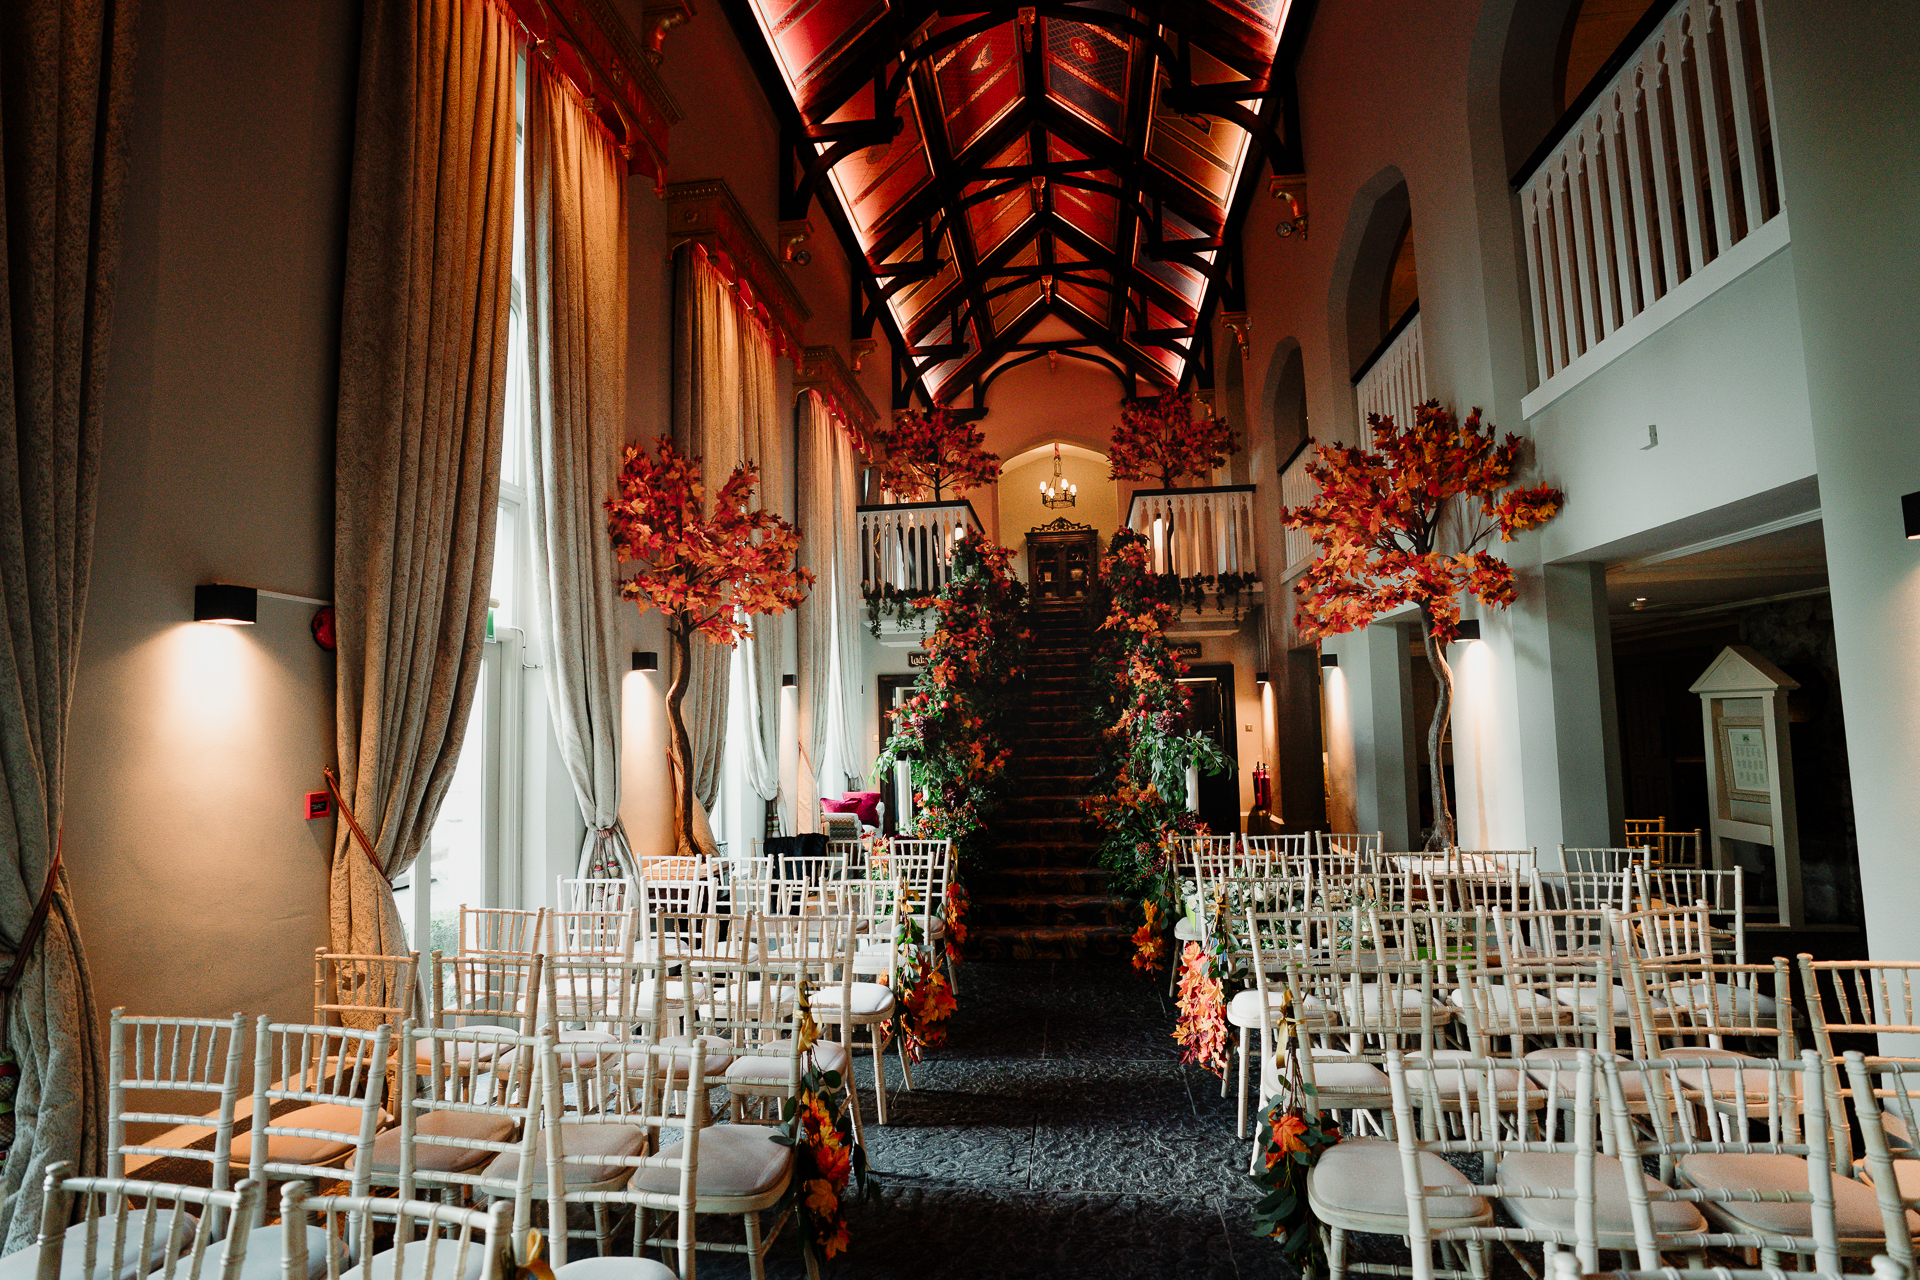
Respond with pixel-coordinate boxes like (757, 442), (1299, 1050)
(704, 960), (1292, 1279)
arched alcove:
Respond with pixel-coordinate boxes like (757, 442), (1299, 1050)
(1336, 170), (1414, 378)
(1268, 340), (1309, 466)
(996, 442), (1118, 582)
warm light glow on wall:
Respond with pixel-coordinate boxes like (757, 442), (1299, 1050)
(159, 622), (259, 731)
(1456, 632), (1495, 845)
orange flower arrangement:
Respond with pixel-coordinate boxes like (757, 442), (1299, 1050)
(1131, 900), (1167, 974)
(774, 987), (872, 1265)
(1172, 939), (1230, 1078)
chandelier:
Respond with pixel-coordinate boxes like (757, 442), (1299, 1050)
(1040, 443), (1077, 508)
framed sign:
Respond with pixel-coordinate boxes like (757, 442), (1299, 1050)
(1170, 641), (1203, 658)
(1721, 723), (1770, 797)
(907, 651), (929, 668)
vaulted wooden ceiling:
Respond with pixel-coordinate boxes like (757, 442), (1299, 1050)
(727, 0), (1307, 409)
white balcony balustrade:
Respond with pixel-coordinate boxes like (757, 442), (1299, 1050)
(1517, 0), (1783, 406)
(1280, 449), (1318, 577)
(1126, 485), (1258, 581)
(1353, 304), (1427, 433)
(856, 500), (983, 598)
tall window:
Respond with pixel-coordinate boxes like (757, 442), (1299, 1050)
(394, 56), (533, 951)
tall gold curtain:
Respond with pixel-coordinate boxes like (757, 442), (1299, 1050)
(330, 0), (516, 975)
(523, 56), (633, 884)
(0, 0), (138, 1244)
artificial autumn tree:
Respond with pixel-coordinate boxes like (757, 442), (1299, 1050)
(1107, 390), (1237, 488)
(606, 436), (813, 858)
(1283, 401), (1564, 849)
(864, 403), (1001, 501)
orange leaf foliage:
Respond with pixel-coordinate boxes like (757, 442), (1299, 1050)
(1107, 391), (1236, 488)
(1281, 401), (1564, 641)
(860, 404), (1001, 500)
(604, 435), (814, 644)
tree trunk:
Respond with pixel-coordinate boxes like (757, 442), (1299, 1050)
(1419, 616), (1456, 851)
(664, 618), (699, 859)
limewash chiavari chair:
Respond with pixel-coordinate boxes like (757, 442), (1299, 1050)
(821, 877), (902, 1128)
(638, 859), (707, 956)
(1212, 877), (1307, 1137)
(1171, 835), (1237, 992)
(1558, 846), (1649, 876)
(1281, 957), (1442, 1143)
(886, 836), (956, 992)
(458, 907), (544, 957)
(1240, 832), (1308, 875)
(225, 1020), (392, 1280)
(370, 1022), (546, 1262)
(12, 1164), (262, 1280)
(555, 875), (634, 914)
(1619, 953), (1795, 1125)
(1598, 1050), (1893, 1270)
(422, 952), (542, 1084)
(539, 1037), (706, 1276)
(313, 949), (420, 1041)
(546, 908), (637, 964)
(1841, 1052), (1920, 1273)
(1635, 865), (1745, 962)
(729, 914), (858, 1136)
(757, 842), (847, 917)
(1798, 956), (1920, 1171)
(78, 1011), (248, 1277)
(279, 1183), (513, 1280)
(1547, 1255), (1900, 1280)
(1239, 905), (1348, 1142)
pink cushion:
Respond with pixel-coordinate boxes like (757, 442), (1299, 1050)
(841, 791), (881, 827)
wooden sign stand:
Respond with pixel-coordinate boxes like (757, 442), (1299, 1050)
(1689, 645), (1802, 927)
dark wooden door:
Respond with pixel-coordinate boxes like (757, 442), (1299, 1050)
(1180, 663), (1240, 835)
(1026, 519), (1097, 606)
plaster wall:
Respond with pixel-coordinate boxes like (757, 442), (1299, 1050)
(997, 451), (1120, 581)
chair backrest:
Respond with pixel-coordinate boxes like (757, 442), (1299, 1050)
(544, 908), (636, 959)
(280, 1184), (511, 1280)
(313, 949), (419, 1034)
(1841, 1051), (1920, 1274)
(1490, 903), (1611, 960)
(1531, 868), (1634, 917)
(638, 859), (707, 925)
(104, 1009), (249, 1184)
(1451, 847), (1538, 872)
(846, 876), (902, 986)
(1383, 1051), (1603, 1280)
(764, 847), (849, 916)
(1623, 817), (1665, 838)
(429, 951), (542, 1036)
(1557, 845), (1646, 875)
(1798, 956), (1920, 1169)
(885, 838), (951, 937)
(1455, 949), (1617, 1056)
(1619, 955), (1794, 1062)
(35, 1164), (262, 1280)
(394, 1022), (546, 1253)
(1634, 828), (1705, 868)
(1317, 830), (1383, 865)
(554, 875), (633, 913)
(729, 855), (774, 916)
(1600, 1051), (1840, 1272)
(543, 945), (651, 1033)
(457, 906), (544, 957)
(758, 912), (855, 1052)
(537, 1036), (705, 1274)
(244, 1019), (392, 1208)
(1608, 902), (1714, 964)
(1635, 866), (1745, 962)
(1240, 833), (1311, 871)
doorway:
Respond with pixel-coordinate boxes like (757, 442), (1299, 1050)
(1179, 663), (1241, 835)
(876, 673), (919, 835)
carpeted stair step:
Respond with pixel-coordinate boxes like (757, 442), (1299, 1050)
(971, 893), (1132, 929)
(991, 841), (1102, 867)
(974, 864), (1114, 895)
(965, 922), (1133, 962)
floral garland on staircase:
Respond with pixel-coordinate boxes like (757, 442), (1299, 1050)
(1079, 529), (1230, 973)
(874, 528), (1030, 927)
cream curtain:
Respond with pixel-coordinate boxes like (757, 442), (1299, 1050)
(797, 392), (843, 792)
(331, 0), (516, 975)
(833, 417), (866, 785)
(670, 246), (782, 813)
(523, 57), (633, 883)
(0, 0), (136, 1244)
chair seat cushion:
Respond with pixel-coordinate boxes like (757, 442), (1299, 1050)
(1498, 1151), (1707, 1243)
(1552, 984), (1633, 1014)
(0, 1212), (196, 1280)
(1524, 1048), (1651, 1102)
(634, 1122), (790, 1202)
(486, 1121), (648, 1189)
(414, 1035), (513, 1065)
(1174, 917), (1204, 942)
(1662, 1047), (1770, 1099)
(1227, 987), (1284, 1030)
(1677, 1153), (1913, 1242)
(370, 1108), (517, 1175)
(1307, 1138), (1492, 1234)
(1401, 1053), (1534, 1107)
(809, 982), (894, 1016)
(339, 1237), (489, 1280)
(1652, 981), (1778, 1020)
(1305, 1054), (1391, 1098)
(632, 1034), (734, 1081)
(551, 1259), (677, 1280)
(204, 1223), (334, 1280)
(725, 1042), (849, 1085)
(230, 1102), (375, 1168)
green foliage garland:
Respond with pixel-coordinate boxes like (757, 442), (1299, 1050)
(873, 531), (1030, 873)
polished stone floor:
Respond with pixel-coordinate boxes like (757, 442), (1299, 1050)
(696, 958), (1300, 1279)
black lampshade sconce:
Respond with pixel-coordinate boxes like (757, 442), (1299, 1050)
(781, 673), (797, 687)
(1255, 670), (1270, 685)
(195, 584), (258, 625)
(633, 652), (659, 671)
(1904, 491), (1920, 540)
(1453, 619), (1482, 642)
(1320, 652), (1339, 669)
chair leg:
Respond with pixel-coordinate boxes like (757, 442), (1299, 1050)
(1328, 1227), (1348, 1280)
(745, 1212), (765, 1280)
(1235, 1028), (1249, 1136)
(870, 1027), (891, 1125)
(593, 1205), (610, 1257)
(944, 950), (959, 997)
(896, 1030), (915, 1090)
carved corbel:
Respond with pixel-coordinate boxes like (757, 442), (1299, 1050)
(1269, 173), (1308, 240)
(779, 219), (814, 266)
(1219, 311), (1252, 362)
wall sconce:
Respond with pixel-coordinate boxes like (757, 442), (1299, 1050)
(1256, 670), (1269, 685)
(781, 673), (796, 687)
(1452, 619), (1482, 642)
(194, 584), (257, 624)
(1905, 491), (1920, 539)
(1320, 652), (1339, 669)
(633, 651), (659, 671)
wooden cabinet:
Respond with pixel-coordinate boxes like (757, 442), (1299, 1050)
(1025, 519), (1098, 606)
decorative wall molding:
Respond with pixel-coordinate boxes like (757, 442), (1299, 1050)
(664, 179), (811, 357)
(795, 345), (879, 440)
(504, 0), (683, 183)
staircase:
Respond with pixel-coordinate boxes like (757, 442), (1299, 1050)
(968, 608), (1133, 961)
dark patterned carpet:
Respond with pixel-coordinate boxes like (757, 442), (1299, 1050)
(695, 959), (1300, 1279)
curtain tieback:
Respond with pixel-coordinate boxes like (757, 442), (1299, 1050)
(324, 767), (392, 885)
(0, 833), (67, 1027)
